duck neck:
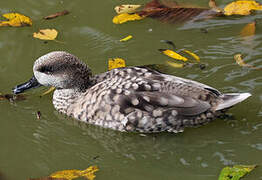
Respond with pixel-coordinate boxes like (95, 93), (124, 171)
(53, 88), (81, 114)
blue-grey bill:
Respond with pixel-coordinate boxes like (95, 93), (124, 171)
(12, 76), (41, 94)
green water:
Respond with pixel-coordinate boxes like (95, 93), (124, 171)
(0, 0), (262, 179)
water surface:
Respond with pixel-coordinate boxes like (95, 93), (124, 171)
(0, 0), (261, 179)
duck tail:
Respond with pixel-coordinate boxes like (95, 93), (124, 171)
(215, 93), (251, 111)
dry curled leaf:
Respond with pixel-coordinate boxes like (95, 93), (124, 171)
(0, 93), (26, 102)
(182, 49), (200, 62)
(138, 0), (221, 24)
(33, 29), (58, 40)
(234, 54), (260, 70)
(224, 0), (262, 16)
(114, 5), (141, 14)
(0, 13), (32, 27)
(50, 166), (98, 180)
(44, 10), (69, 20)
(240, 21), (256, 37)
(108, 58), (126, 70)
(113, 13), (144, 24)
(120, 35), (133, 42)
(209, 0), (223, 13)
(159, 49), (188, 61)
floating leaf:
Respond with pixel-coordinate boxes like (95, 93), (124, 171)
(44, 10), (69, 20)
(159, 49), (188, 61)
(182, 49), (200, 62)
(218, 165), (256, 180)
(0, 13), (32, 27)
(120, 35), (133, 42)
(209, 0), (223, 13)
(108, 58), (126, 70)
(240, 21), (256, 37)
(114, 5), (141, 14)
(224, 0), (262, 16)
(234, 54), (260, 69)
(50, 166), (98, 180)
(112, 13), (144, 24)
(166, 61), (184, 68)
(36, 111), (41, 120)
(41, 87), (56, 97)
(0, 93), (26, 102)
(33, 29), (58, 40)
(138, 0), (220, 24)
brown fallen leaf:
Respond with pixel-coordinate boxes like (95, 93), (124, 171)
(240, 21), (256, 37)
(33, 29), (58, 41)
(0, 93), (26, 102)
(43, 10), (70, 20)
(137, 0), (222, 23)
(0, 13), (32, 27)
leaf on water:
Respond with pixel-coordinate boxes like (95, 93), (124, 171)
(114, 5), (141, 14)
(43, 10), (70, 20)
(218, 165), (256, 180)
(112, 13), (144, 24)
(159, 49), (188, 61)
(240, 21), (256, 37)
(0, 13), (32, 27)
(120, 35), (133, 42)
(0, 93), (26, 102)
(138, 0), (221, 24)
(224, 0), (262, 16)
(33, 29), (58, 40)
(50, 166), (99, 180)
(234, 54), (259, 69)
(182, 49), (200, 62)
(40, 87), (56, 97)
(208, 0), (223, 13)
(165, 60), (184, 68)
(108, 58), (126, 70)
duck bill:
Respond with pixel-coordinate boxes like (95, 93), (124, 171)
(12, 75), (41, 94)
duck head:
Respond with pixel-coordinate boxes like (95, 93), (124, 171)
(13, 51), (93, 94)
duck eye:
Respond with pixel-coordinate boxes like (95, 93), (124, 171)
(38, 65), (54, 74)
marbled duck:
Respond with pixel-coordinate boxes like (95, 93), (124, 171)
(13, 51), (251, 133)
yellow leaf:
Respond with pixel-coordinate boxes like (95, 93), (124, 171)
(114, 5), (141, 14)
(120, 35), (133, 42)
(40, 87), (55, 97)
(182, 49), (200, 62)
(166, 61), (184, 68)
(234, 54), (253, 67)
(108, 58), (126, 70)
(0, 13), (32, 27)
(224, 0), (262, 16)
(240, 22), (256, 37)
(159, 49), (188, 61)
(50, 166), (98, 180)
(33, 29), (58, 40)
(113, 13), (144, 24)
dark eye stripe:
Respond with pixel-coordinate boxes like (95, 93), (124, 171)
(38, 66), (54, 73)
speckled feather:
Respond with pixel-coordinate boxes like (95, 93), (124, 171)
(54, 66), (222, 133)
